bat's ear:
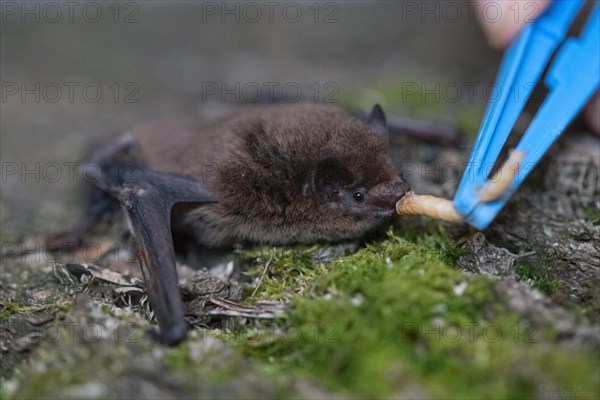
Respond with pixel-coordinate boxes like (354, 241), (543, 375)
(312, 157), (355, 202)
(368, 104), (388, 136)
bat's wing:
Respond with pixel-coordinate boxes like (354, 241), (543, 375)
(57, 135), (216, 345)
(115, 169), (215, 345)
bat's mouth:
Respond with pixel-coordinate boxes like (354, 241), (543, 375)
(366, 187), (410, 219)
(372, 207), (400, 218)
(394, 190), (409, 205)
(369, 177), (410, 211)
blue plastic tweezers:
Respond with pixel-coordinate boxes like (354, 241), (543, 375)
(454, 0), (600, 229)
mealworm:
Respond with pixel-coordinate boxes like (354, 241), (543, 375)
(396, 192), (464, 223)
(478, 150), (526, 202)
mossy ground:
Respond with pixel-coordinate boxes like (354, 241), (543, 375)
(236, 231), (598, 399)
(5, 226), (597, 399)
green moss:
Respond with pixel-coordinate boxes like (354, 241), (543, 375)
(583, 206), (600, 225)
(235, 233), (598, 399)
(533, 279), (561, 296)
(516, 260), (561, 296)
(163, 345), (191, 370)
(242, 245), (332, 301)
(0, 299), (71, 322)
(392, 222), (470, 266)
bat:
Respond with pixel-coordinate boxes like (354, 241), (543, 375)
(55, 103), (452, 345)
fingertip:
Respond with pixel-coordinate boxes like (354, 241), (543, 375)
(475, 0), (551, 49)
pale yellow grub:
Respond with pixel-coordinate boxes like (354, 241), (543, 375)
(396, 192), (463, 223)
(478, 150), (526, 202)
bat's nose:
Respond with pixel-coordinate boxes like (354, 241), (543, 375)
(370, 176), (411, 207)
(391, 176), (410, 203)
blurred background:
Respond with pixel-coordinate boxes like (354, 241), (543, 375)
(1, 1), (501, 238)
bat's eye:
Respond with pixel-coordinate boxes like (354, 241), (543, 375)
(353, 192), (365, 202)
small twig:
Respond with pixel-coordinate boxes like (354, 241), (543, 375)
(206, 309), (278, 319)
(207, 296), (285, 319)
(517, 250), (536, 259)
(250, 254), (274, 298)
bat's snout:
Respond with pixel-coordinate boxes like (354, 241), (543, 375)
(392, 176), (411, 203)
(369, 176), (411, 208)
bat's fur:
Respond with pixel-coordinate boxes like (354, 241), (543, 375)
(132, 103), (410, 247)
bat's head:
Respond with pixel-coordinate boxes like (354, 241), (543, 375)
(308, 105), (410, 235)
(312, 156), (410, 219)
(213, 103), (411, 245)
